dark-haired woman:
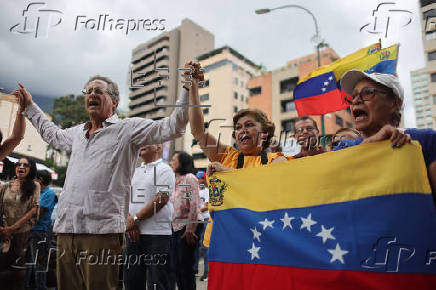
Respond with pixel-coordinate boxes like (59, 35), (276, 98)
(169, 151), (202, 290)
(0, 157), (40, 289)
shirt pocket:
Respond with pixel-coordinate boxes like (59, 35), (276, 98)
(88, 132), (120, 166)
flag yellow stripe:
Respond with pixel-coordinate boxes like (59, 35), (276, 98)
(209, 141), (431, 212)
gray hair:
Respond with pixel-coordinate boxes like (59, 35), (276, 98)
(84, 75), (120, 108)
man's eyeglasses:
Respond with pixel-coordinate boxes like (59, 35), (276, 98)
(295, 126), (316, 134)
(17, 162), (30, 168)
(344, 87), (389, 105)
(81, 87), (107, 95)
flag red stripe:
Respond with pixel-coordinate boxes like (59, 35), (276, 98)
(208, 261), (436, 290)
(295, 89), (349, 116)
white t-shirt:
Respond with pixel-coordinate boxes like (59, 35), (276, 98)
(199, 186), (210, 220)
(129, 159), (175, 235)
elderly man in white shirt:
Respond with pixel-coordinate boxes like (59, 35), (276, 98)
(14, 65), (198, 290)
(124, 144), (174, 290)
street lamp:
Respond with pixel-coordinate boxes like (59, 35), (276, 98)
(255, 4), (326, 146)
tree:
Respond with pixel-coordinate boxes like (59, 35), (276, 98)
(51, 94), (89, 128)
(46, 94), (88, 186)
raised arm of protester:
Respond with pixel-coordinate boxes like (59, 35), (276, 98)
(187, 62), (228, 163)
(14, 83), (74, 152)
(0, 90), (26, 161)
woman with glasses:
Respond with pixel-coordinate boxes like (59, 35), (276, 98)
(0, 157), (40, 289)
(185, 62), (291, 286)
(334, 69), (436, 197)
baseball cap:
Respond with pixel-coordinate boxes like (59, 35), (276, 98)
(340, 70), (404, 100)
(196, 171), (206, 179)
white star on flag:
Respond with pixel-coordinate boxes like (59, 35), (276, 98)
(321, 87), (326, 92)
(316, 225), (336, 244)
(328, 243), (349, 264)
(300, 213), (317, 232)
(280, 212), (295, 230)
(248, 242), (261, 260)
(328, 76), (333, 81)
(324, 81), (329, 86)
(250, 227), (262, 242)
(259, 218), (274, 230)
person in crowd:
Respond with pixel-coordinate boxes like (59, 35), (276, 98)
(124, 145), (174, 290)
(0, 90), (26, 161)
(187, 62), (290, 285)
(293, 116), (325, 158)
(169, 151), (202, 290)
(25, 170), (56, 290)
(13, 64), (193, 290)
(193, 171), (209, 282)
(0, 157), (40, 290)
(335, 69), (435, 197)
(329, 128), (361, 150)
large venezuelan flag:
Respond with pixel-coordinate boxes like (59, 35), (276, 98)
(294, 43), (398, 116)
(208, 141), (436, 290)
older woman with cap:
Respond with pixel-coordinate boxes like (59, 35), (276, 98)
(334, 69), (436, 196)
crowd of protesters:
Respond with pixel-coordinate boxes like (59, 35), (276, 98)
(0, 61), (434, 290)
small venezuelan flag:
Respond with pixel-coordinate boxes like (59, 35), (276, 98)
(294, 43), (398, 116)
(208, 141), (436, 290)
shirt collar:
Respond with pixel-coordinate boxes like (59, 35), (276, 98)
(141, 158), (163, 168)
(84, 114), (120, 131)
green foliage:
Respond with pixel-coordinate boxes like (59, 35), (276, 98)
(51, 94), (88, 129)
(46, 94), (88, 186)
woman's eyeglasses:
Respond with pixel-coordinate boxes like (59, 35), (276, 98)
(344, 87), (389, 105)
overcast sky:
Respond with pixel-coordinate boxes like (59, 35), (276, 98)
(0, 0), (426, 127)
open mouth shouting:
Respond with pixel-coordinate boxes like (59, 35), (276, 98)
(352, 107), (369, 124)
(87, 98), (100, 110)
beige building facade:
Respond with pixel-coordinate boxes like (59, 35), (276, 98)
(0, 96), (48, 161)
(185, 46), (260, 169)
(128, 18), (214, 154)
(410, 0), (436, 129)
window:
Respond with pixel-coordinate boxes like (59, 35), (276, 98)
(428, 123), (434, 127)
(246, 98), (248, 104)
(203, 108), (209, 115)
(192, 152), (207, 160)
(200, 93), (209, 101)
(241, 81), (244, 88)
(234, 106), (238, 113)
(431, 73), (436, 82)
(336, 115), (344, 127)
(416, 99), (423, 105)
(280, 77), (299, 94)
(241, 95), (244, 101)
(249, 86), (262, 95)
(426, 31), (436, 40)
(234, 92), (238, 99)
(234, 77), (238, 85)
(426, 116), (432, 121)
(281, 119), (296, 132)
(203, 79), (210, 87)
(428, 51), (436, 61)
(232, 64), (238, 71)
(433, 95), (436, 104)
(280, 99), (295, 112)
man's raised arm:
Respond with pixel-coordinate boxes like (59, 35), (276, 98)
(15, 83), (74, 152)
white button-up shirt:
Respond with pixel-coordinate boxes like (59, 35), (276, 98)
(129, 159), (175, 235)
(23, 89), (188, 234)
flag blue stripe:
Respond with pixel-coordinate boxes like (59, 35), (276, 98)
(210, 193), (436, 274)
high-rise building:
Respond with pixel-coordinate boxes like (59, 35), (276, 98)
(410, 0), (436, 129)
(185, 46), (260, 169)
(247, 48), (353, 147)
(128, 18), (214, 154)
